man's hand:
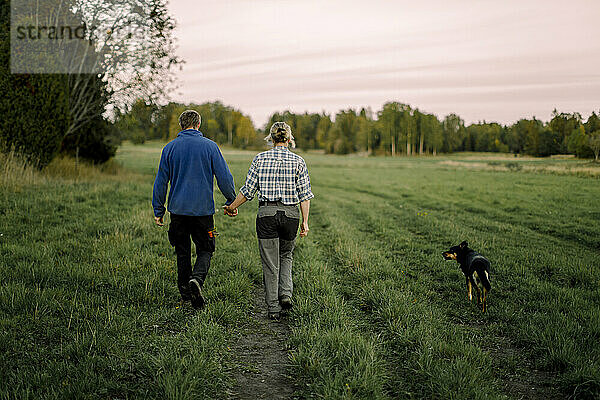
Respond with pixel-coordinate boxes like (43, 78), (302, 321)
(154, 216), (164, 226)
(222, 205), (238, 217)
(299, 221), (309, 237)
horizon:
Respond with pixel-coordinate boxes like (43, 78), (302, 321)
(168, 0), (600, 128)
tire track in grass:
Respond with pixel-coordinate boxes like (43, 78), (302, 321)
(372, 181), (600, 290)
(394, 194), (598, 399)
(321, 184), (589, 399)
(287, 205), (391, 399)
(305, 154), (597, 398)
(406, 189), (599, 398)
(308, 192), (506, 399)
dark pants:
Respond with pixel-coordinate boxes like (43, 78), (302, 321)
(256, 204), (300, 312)
(168, 213), (215, 300)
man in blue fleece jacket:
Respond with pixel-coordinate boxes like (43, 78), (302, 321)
(152, 110), (237, 309)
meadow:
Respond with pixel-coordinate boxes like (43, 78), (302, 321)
(1, 143), (599, 399)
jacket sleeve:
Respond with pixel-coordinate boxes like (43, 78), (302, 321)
(152, 146), (170, 217)
(211, 144), (236, 204)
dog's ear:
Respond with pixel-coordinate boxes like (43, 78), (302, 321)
(459, 241), (468, 249)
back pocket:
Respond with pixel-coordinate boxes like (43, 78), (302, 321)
(257, 206), (278, 218)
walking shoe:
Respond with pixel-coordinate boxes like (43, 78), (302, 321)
(188, 278), (205, 310)
(279, 295), (293, 310)
(268, 312), (280, 320)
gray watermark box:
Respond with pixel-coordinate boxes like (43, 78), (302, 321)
(11, 0), (102, 74)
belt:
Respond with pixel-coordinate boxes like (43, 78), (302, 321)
(259, 200), (285, 206)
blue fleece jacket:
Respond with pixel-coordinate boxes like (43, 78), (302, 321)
(152, 129), (236, 217)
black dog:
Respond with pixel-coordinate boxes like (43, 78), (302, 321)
(442, 241), (491, 312)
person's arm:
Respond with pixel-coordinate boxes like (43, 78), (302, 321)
(296, 159), (314, 237)
(223, 192), (247, 216)
(299, 200), (310, 237)
(211, 144), (236, 205)
(152, 147), (170, 226)
(238, 157), (260, 202)
(223, 156), (259, 216)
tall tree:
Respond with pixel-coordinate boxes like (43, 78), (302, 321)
(316, 114), (333, 151)
(507, 119), (531, 154)
(424, 114), (443, 155)
(548, 109), (582, 153)
(398, 104), (415, 156)
(357, 109), (374, 154)
(378, 102), (402, 156)
(114, 99), (158, 144)
(584, 112), (600, 132)
(331, 109), (359, 154)
(442, 114), (465, 153)
(414, 110), (425, 155)
(587, 133), (600, 161)
(234, 116), (257, 148)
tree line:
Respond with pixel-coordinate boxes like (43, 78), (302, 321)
(119, 100), (600, 160)
(115, 100), (259, 149)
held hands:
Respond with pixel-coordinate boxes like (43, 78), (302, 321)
(222, 205), (238, 217)
(299, 221), (309, 237)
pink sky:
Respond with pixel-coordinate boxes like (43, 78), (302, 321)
(168, 0), (600, 128)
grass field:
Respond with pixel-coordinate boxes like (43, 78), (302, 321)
(1, 143), (599, 399)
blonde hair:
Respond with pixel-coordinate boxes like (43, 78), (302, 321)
(266, 121), (295, 148)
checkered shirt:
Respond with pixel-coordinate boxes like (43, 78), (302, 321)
(239, 146), (314, 205)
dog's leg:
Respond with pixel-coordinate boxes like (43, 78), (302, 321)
(472, 272), (481, 305)
(474, 282), (481, 305)
(466, 277), (472, 301)
(482, 287), (488, 313)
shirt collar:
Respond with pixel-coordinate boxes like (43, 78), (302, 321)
(271, 145), (289, 152)
(177, 129), (204, 137)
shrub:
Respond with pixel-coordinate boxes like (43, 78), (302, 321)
(60, 114), (120, 163)
(505, 162), (523, 171)
(0, 2), (70, 167)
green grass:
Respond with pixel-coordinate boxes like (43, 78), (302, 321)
(0, 152), (259, 399)
(1, 142), (599, 399)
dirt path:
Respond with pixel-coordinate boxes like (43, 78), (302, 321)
(227, 286), (299, 400)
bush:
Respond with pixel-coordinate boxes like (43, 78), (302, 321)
(1, 3), (118, 167)
(60, 116), (120, 163)
(505, 162), (523, 171)
(0, 72), (70, 168)
(0, 2), (70, 167)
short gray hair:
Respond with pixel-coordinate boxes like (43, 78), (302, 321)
(179, 110), (201, 130)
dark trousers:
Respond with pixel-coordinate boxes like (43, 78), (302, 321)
(168, 213), (215, 300)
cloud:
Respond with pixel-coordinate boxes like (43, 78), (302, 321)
(169, 0), (600, 126)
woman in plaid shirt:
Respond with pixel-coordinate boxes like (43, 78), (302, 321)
(224, 122), (314, 320)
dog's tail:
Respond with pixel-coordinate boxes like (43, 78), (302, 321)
(481, 263), (492, 292)
(481, 271), (491, 292)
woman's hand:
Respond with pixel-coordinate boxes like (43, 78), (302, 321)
(299, 221), (309, 237)
(223, 193), (247, 217)
(299, 200), (310, 237)
(222, 205), (238, 217)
